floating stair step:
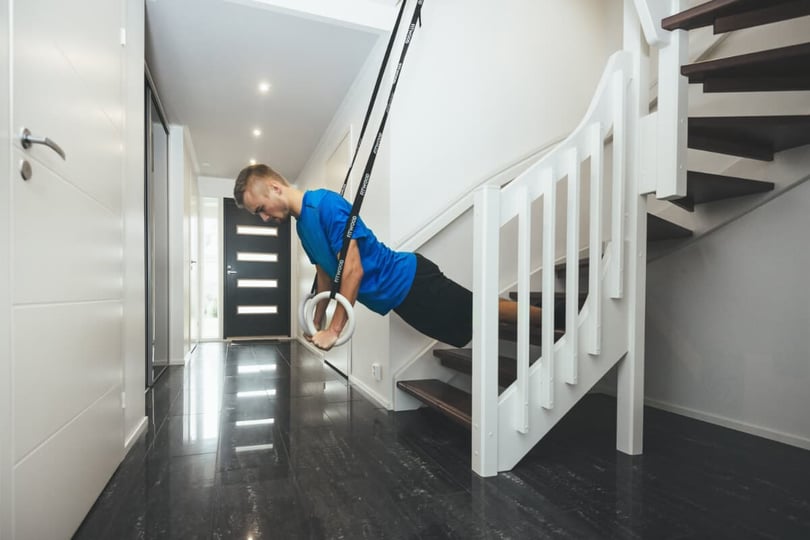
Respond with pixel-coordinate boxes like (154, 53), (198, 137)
(671, 171), (775, 211)
(434, 347), (532, 388)
(497, 321), (549, 346)
(498, 323), (565, 346)
(507, 291), (588, 307)
(554, 257), (591, 274)
(507, 291), (588, 323)
(396, 379), (471, 429)
(689, 115), (810, 161)
(715, 1), (810, 33)
(662, 0), (810, 32)
(682, 43), (810, 92)
(648, 214), (693, 242)
(435, 340), (545, 388)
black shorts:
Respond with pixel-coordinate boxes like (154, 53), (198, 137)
(393, 254), (473, 347)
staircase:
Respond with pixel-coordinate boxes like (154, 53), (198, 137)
(395, 0), (810, 477)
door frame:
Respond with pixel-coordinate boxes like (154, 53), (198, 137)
(1, 0), (13, 533)
(144, 72), (171, 387)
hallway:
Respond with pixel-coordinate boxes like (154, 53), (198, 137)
(74, 341), (810, 539)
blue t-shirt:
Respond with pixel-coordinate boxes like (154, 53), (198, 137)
(296, 189), (416, 315)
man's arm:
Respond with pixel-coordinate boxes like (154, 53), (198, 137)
(310, 239), (363, 351)
(307, 264), (332, 334)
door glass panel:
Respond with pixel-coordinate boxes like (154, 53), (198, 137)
(237, 279), (278, 288)
(236, 252), (278, 262)
(237, 305), (278, 315)
(236, 225), (277, 236)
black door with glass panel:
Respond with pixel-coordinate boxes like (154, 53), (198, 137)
(223, 198), (291, 338)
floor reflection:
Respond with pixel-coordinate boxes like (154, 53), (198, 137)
(74, 340), (810, 540)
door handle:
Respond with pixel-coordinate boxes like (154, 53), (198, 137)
(20, 128), (66, 160)
(227, 270), (238, 275)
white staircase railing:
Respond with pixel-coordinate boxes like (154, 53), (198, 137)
(472, 50), (635, 476)
(470, 0), (688, 477)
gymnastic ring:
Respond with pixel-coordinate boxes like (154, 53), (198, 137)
(303, 291), (356, 348)
(298, 292), (315, 333)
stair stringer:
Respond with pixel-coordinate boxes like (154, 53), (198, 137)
(496, 248), (629, 471)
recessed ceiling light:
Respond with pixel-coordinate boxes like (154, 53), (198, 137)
(252, 128), (262, 137)
(258, 82), (271, 93)
(249, 159), (256, 165)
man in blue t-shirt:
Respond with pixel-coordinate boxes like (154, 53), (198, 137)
(234, 164), (540, 351)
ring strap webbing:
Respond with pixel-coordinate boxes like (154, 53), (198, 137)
(308, 0), (413, 296)
(330, 0), (425, 299)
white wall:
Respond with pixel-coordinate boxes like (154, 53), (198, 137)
(122, 0), (147, 449)
(389, 0), (622, 244)
(182, 128), (199, 355)
(645, 176), (810, 448)
(168, 126), (199, 362)
(199, 175), (237, 198)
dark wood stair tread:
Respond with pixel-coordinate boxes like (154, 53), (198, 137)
(661, 0), (808, 32)
(498, 321), (564, 345)
(689, 115), (810, 161)
(714, 1), (810, 33)
(507, 291), (588, 306)
(648, 214), (693, 242)
(682, 43), (810, 92)
(671, 171), (775, 211)
(397, 379), (471, 429)
(435, 342), (545, 388)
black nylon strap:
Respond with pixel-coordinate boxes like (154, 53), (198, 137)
(309, 0), (411, 296)
(337, 0), (408, 199)
(331, 0), (425, 298)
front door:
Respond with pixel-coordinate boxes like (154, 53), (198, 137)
(223, 198), (291, 338)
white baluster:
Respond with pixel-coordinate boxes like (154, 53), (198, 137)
(588, 122), (603, 356)
(472, 185), (500, 477)
(516, 186), (531, 433)
(611, 70), (627, 299)
(565, 147), (580, 384)
(540, 167), (556, 410)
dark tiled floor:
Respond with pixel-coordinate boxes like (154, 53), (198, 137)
(74, 341), (810, 539)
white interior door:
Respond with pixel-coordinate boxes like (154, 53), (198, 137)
(9, 0), (126, 537)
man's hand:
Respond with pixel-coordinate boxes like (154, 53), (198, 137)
(311, 328), (340, 351)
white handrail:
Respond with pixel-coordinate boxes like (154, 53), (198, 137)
(632, 0), (672, 47)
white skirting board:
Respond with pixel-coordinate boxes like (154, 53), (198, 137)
(643, 397), (810, 452)
(591, 390), (810, 452)
(124, 416), (148, 451)
(348, 374), (391, 410)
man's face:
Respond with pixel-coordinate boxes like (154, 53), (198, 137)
(243, 179), (288, 225)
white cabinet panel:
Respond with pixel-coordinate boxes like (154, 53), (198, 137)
(13, 0), (123, 212)
(13, 301), (122, 460)
(13, 386), (122, 540)
(12, 149), (122, 304)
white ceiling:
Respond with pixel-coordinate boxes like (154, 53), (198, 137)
(145, 0), (395, 181)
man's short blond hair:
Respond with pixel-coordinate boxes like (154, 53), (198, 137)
(233, 164), (289, 207)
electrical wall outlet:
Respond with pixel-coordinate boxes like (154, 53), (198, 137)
(371, 363), (382, 381)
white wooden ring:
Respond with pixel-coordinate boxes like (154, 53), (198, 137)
(303, 291), (355, 347)
(299, 292), (315, 333)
